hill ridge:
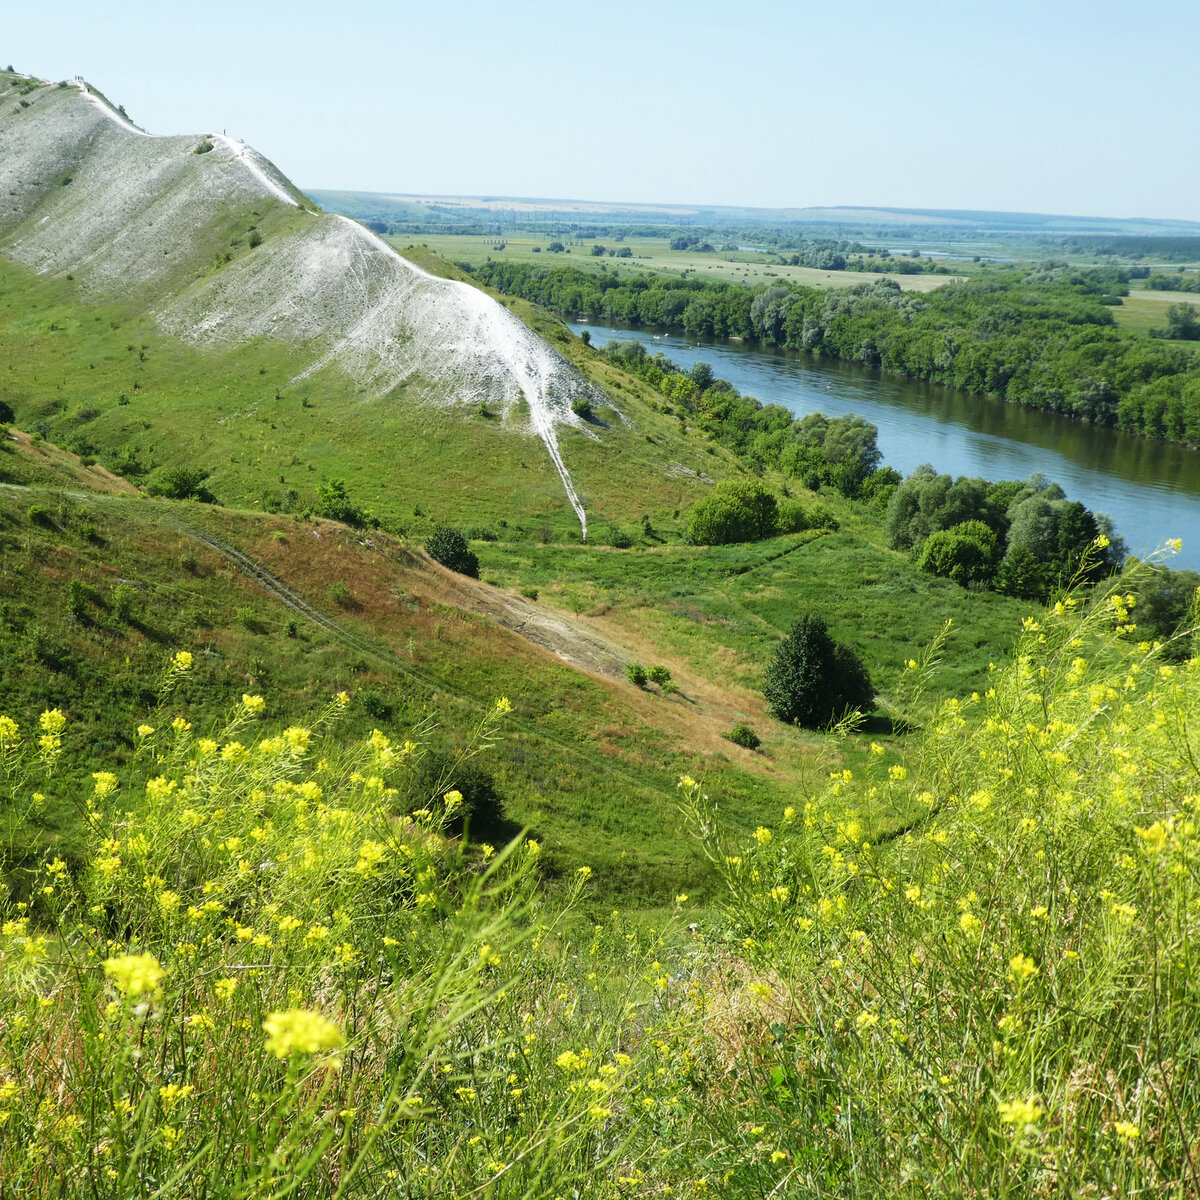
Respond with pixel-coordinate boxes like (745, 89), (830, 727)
(0, 71), (605, 535)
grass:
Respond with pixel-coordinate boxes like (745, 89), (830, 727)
(389, 232), (963, 292)
(2, 566), (1195, 1198)
(0, 422), (1033, 908)
(1114, 287), (1200, 352)
(0, 256), (739, 537)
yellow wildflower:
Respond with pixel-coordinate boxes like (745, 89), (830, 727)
(103, 953), (165, 997)
(262, 1009), (344, 1064)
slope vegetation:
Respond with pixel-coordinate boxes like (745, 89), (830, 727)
(0, 70), (700, 535)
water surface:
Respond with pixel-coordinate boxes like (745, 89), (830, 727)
(571, 321), (1200, 571)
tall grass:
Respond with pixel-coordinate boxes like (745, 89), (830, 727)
(1, 557), (1197, 1197)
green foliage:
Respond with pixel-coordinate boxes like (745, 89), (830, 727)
(325, 580), (351, 607)
(916, 520), (998, 588)
(424, 526), (479, 578)
(146, 465), (214, 502)
(403, 745), (508, 837)
(888, 468), (1117, 601)
(775, 497), (808, 534)
(687, 478), (778, 545)
(570, 396), (593, 419)
(646, 665), (672, 685)
(625, 662), (648, 687)
(763, 612), (874, 727)
(314, 478), (366, 527)
(1159, 302), (1200, 340)
(0, 399), (13, 424)
(111, 583), (138, 621)
(724, 722), (760, 750)
(471, 259), (1200, 445)
(1130, 561), (1200, 660)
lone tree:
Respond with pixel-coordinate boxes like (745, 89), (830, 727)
(764, 613), (874, 728)
(425, 526), (479, 578)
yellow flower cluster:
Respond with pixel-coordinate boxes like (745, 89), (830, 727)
(103, 953), (165, 997)
(262, 1009), (345, 1062)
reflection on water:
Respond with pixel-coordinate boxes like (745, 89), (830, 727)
(571, 322), (1200, 570)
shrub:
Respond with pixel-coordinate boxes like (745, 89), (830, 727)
(609, 529), (634, 549)
(647, 665), (672, 685)
(764, 613), (874, 728)
(571, 396), (593, 420)
(111, 584), (138, 621)
(724, 723), (761, 750)
(687, 479), (779, 545)
(67, 579), (93, 620)
(776, 498), (808, 534)
(806, 504), (840, 532)
(403, 747), (507, 836)
(236, 606), (264, 631)
(463, 526), (499, 543)
(357, 687), (395, 721)
(425, 527), (479, 578)
(0, 399), (13, 424)
(625, 662), (648, 687)
(315, 479), (365, 527)
(146, 466), (215, 502)
(519, 586), (539, 601)
(916, 525), (996, 588)
(26, 505), (52, 528)
(326, 581), (351, 607)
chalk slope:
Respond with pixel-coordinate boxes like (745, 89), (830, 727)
(0, 74), (605, 534)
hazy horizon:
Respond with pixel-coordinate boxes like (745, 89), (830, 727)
(7, 0), (1200, 222)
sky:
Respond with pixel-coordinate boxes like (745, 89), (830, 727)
(5, 0), (1198, 220)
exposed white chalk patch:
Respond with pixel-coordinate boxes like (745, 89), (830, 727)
(206, 134), (299, 209)
(0, 75), (616, 538)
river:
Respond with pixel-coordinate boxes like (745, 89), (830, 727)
(569, 321), (1200, 571)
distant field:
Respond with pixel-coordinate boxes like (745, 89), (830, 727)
(390, 232), (964, 292)
(1114, 287), (1200, 350)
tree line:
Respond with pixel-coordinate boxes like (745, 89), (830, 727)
(470, 260), (1200, 445)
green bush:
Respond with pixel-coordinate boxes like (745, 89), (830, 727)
(146, 466), (215, 503)
(625, 662), (648, 687)
(403, 747), (507, 836)
(326, 581), (351, 607)
(764, 612), (874, 728)
(112, 584), (138, 621)
(571, 396), (593, 419)
(724, 723), (761, 750)
(647, 665), (672, 685)
(916, 521), (998, 588)
(687, 479), (779, 545)
(314, 479), (365, 527)
(776, 498), (809, 534)
(425, 526), (479, 578)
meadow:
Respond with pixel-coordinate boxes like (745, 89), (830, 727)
(2, 562), (1196, 1197)
(388, 232), (962, 292)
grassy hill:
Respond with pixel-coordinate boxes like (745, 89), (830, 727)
(1, 422), (1031, 906)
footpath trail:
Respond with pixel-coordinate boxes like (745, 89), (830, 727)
(2, 471), (784, 778)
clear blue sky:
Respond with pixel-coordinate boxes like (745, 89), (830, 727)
(6, 0), (1198, 219)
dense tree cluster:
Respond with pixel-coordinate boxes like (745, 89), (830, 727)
(1147, 274), (1200, 294)
(885, 467), (1126, 601)
(470, 261), (1200, 444)
(600, 340), (894, 502)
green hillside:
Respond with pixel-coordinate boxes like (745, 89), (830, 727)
(3, 68), (1197, 1200)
